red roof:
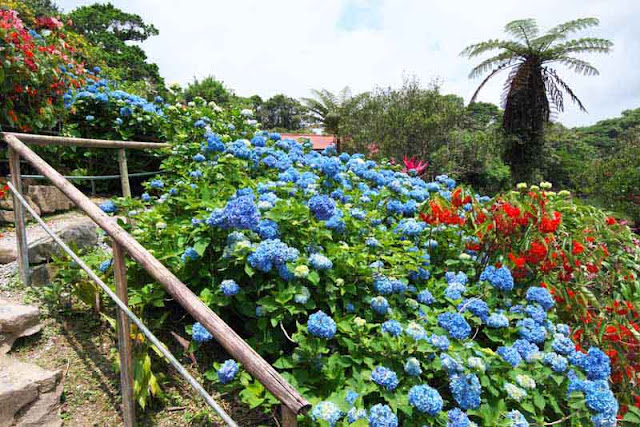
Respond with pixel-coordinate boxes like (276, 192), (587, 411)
(281, 134), (335, 150)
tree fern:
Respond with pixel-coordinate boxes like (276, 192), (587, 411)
(461, 17), (612, 182)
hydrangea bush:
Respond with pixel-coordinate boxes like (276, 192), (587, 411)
(89, 102), (640, 425)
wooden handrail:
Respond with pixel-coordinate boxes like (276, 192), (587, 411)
(3, 133), (310, 416)
(4, 132), (170, 149)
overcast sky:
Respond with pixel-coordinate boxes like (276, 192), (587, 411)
(57, 0), (640, 127)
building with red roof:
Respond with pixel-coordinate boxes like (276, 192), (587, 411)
(281, 134), (335, 151)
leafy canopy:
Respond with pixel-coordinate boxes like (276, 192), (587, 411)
(68, 3), (164, 90)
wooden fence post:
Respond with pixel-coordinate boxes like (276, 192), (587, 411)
(112, 241), (135, 427)
(8, 147), (30, 286)
(282, 405), (297, 427)
(118, 148), (131, 198)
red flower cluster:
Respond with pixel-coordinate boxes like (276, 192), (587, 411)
(0, 9), (89, 131)
(420, 200), (465, 226)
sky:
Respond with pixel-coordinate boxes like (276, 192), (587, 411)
(57, 0), (640, 127)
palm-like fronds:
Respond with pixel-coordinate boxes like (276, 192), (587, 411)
(462, 17), (611, 114)
(301, 87), (354, 135)
(504, 19), (539, 46)
(462, 17), (611, 181)
(547, 18), (600, 36)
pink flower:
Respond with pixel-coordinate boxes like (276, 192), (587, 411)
(402, 156), (428, 175)
(367, 143), (380, 156)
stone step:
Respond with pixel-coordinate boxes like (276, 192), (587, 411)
(0, 356), (63, 427)
(0, 217), (99, 265)
(0, 300), (41, 354)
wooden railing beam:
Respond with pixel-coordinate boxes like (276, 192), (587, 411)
(5, 132), (169, 150)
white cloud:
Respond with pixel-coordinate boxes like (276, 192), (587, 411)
(57, 0), (640, 126)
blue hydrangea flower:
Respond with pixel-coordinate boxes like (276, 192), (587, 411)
(505, 383), (528, 402)
(406, 322), (428, 341)
(479, 265), (514, 292)
(192, 322), (212, 342)
(150, 179), (164, 189)
(525, 287), (555, 311)
(542, 352), (568, 372)
(513, 339), (541, 363)
(517, 318), (547, 344)
(308, 194), (336, 220)
(417, 289), (435, 305)
(141, 192), (151, 202)
(450, 373), (481, 410)
(447, 408), (472, 427)
(225, 195), (260, 230)
(181, 247), (199, 262)
(429, 334), (450, 350)
(309, 253), (333, 270)
(307, 311), (337, 339)
(404, 357), (422, 376)
(98, 259), (113, 273)
(345, 390), (359, 405)
(445, 271), (468, 284)
(374, 276), (393, 295)
(580, 348), (611, 381)
(371, 366), (399, 390)
(438, 312), (471, 340)
(193, 153), (206, 162)
(458, 298), (489, 321)
(368, 404), (397, 427)
(556, 324), (571, 336)
(524, 304), (547, 324)
(371, 296), (390, 315)
(498, 345), (523, 367)
(311, 401), (342, 426)
(408, 384), (443, 415)
(251, 135), (266, 147)
(217, 359), (239, 384)
(551, 334), (575, 356)
(583, 380), (618, 418)
(486, 312), (509, 328)
(248, 239), (299, 272)
(346, 303), (355, 313)
(347, 408), (367, 423)
(257, 219), (279, 239)
(444, 282), (466, 300)
(99, 200), (117, 213)
(85, 115), (95, 121)
(381, 320), (403, 337)
(220, 279), (240, 296)
(440, 354), (464, 374)
(506, 410), (529, 427)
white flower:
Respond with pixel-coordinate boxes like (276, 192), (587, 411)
(240, 109), (253, 117)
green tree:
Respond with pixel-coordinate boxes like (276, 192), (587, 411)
(257, 94), (307, 131)
(31, 0), (59, 16)
(68, 3), (164, 90)
(183, 76), (233, 106)
(462, 18), (612, 182)
(340, 77), (466, 162)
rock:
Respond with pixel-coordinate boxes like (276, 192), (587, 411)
(27, 218), (98, 264)
(26, 186), (74, 214)
(0, 211), (14, 224)
(30, 264), (57, 287)
(0, 356), (63, 427)
(0, 197), (41, 217)
(0, 300), (41, 354)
